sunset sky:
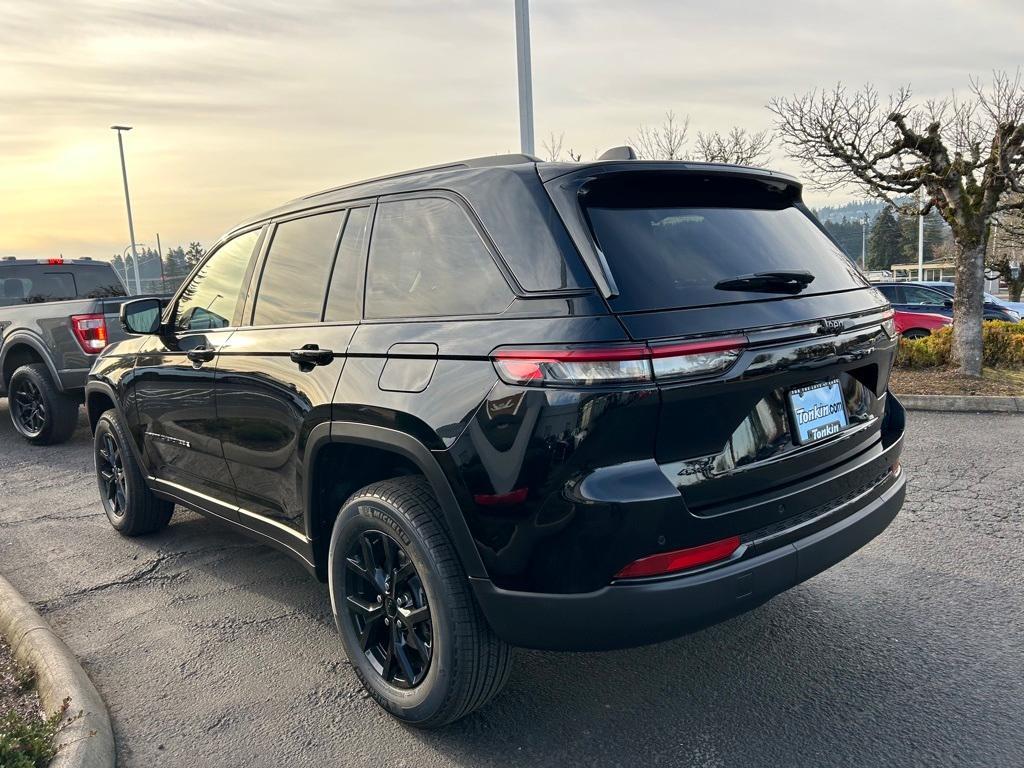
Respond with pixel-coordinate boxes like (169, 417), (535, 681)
(2, 0), (1022, 260)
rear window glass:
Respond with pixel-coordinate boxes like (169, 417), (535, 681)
(0, 264), (126, 307)
(582, 174), (866, 312)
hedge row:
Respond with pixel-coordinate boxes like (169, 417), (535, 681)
(896, 321), (1024, 369)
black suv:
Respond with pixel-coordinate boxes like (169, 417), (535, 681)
(86, 155), (906, 727)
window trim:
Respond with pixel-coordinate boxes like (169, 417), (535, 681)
(360, 190), (517, 322)
(238, 202), (375, 331)
(167, 224), (267, 335)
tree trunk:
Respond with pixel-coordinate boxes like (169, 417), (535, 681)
(1010, 279), (1023, 303)
(952, 243), (986, 376)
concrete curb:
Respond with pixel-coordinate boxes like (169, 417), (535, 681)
(897, 394), (1024, 413)
(0, 574), (115, 768)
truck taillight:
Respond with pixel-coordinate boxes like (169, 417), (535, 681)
(492, 337), (746, 387)
(70, 313), (108, 353)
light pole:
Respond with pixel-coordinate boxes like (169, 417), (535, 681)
(917, 188), (925, 282)
(111, 125), (142, 294)
(514, 0), (535, 156)
(861, 214), (867, 271)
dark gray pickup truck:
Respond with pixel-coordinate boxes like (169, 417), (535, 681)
(0, 257), (138, 444)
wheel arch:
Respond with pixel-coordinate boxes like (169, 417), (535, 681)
(1, 334), (60, 393)
(305, 421), (486, 582)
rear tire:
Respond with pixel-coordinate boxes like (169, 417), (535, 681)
(94, 409), (174, 535)
(329, 476), (512, 728)
(902, 329), (931, 340)
(8, 363), (79, 445)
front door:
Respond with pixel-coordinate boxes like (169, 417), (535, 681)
(133, 227), (264, 513)
(214, 206), (370, 538)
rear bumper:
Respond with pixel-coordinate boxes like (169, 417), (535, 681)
(471, 465), (905, 651)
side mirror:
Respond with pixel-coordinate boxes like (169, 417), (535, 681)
(120, 297), (164, 335)
(943, 299), (953, 308)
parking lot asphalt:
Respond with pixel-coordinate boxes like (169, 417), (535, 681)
(1, 402), (1022, 768)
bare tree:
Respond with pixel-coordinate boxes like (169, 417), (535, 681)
(769, 72), (1024, 376)
(694, 127), (772, 166)
(629, 111), (689, 160)
(541, 131), (565, 161)
(989, 199), (1024, 301)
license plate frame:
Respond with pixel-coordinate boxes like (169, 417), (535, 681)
(788, 378), (849, 446)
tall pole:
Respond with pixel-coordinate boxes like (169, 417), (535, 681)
(861, 214), (867, 270)
(917, 188), (925, 281)
(156, 232), (165, 293)
(112, 125), (142, 295)
(514, 0), (535, 156)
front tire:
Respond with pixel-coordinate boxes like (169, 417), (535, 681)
(8, 363), (79, 445)
(94, 409), (174, 535)
(329, 476), (512, 728)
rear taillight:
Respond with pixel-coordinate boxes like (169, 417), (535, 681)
(614, 536), (742, 579)
(881, 312), (897, 339)
(70, 313), (108, 353)
(492, 337), (746, 387)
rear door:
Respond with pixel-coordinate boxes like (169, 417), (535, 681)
(133, 227), (264, 513)
(214, 205), (372, 539)
(560, 170), (896, 528)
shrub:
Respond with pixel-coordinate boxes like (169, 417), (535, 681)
(896, 321), (1024, 369)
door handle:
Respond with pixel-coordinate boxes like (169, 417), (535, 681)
(289, 345), (334, 369)
(186, 345), (216, 364)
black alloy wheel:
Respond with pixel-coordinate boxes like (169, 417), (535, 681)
(11, 376), (46, 437)
(97, 430), (128, 518)
(344, 529), (433, 689)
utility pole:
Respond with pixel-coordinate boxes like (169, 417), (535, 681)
(514, 0), (535, 156)
(111, 125), (142, 295)
(156, 232), (166, 293)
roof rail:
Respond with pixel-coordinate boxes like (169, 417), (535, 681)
(303, 153), (541, 201)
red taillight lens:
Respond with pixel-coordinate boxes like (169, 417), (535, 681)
(614, 536), (742, 579)
(47, 258), (64, 265)
(70, 313), (108, 353)
(492, 337), (746, 387)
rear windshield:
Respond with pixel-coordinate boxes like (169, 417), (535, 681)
(582, 174), (866, 312)
(0, 264), (126, 307)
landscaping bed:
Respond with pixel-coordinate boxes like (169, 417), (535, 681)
(890, 367), (1024, 397)
(0, 636), (63, 768)
(892, 321), (1024, 396)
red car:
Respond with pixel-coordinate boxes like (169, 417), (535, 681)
(894, 310), (951, 339)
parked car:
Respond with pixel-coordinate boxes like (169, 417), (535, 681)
(86, 154), (907, 727)
(873, 281), (1020, 322)
(0, 257), (141, 444)
(893, 310), (951, 338)
(915, 280), (1023, 322)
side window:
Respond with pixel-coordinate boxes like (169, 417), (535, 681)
(876, 285), (900, 303)
(252, 212), (345, 326)
(364, 197), (513, 319)
(902, 286), (946, 306)
(175, 229), (260, 332)
(324, 207), (370, 322)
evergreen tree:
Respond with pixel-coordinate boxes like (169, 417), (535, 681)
(866, 207), (903, 270)
(164, 246), (188, 276)
(184, 241), (206, 268)
(111, 253), (127, 283)
(820, 216), (863, 260)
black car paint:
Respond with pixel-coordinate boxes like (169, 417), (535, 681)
(87, 158), (906, 651)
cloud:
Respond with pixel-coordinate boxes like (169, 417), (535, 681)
(1, 0), (1022, 256)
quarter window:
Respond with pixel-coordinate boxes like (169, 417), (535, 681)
(364, 198), (512, 319)
(175, 229), (260, 332)
(253, 212), (345, 326)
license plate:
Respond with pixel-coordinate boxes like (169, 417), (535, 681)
(788, 379), (848, 445)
